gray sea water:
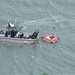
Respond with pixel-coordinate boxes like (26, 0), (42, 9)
(0, 0), (75, 75)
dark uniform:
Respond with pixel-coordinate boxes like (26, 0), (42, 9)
(29, 29), (39, 39)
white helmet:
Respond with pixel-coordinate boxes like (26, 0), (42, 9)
(10, 23), (15, 27)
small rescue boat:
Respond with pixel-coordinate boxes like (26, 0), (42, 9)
(43, 33), (58, 43)
(0, 30), (39, 44)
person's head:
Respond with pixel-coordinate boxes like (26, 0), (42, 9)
(9, 23), (15, 28)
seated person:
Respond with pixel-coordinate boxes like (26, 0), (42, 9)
(5, 30), (18, 38)
(10, 30), (18, 38)
(15, 32), (24, 38)
(29, 29), (39, 39)
(5, 22), (21, 38)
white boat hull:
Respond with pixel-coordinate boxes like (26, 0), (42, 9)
(0, 34), (39, 44)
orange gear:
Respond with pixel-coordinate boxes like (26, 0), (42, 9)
(43, 34), (58, 43)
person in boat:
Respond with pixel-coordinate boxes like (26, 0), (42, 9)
(10, 30), (18, 38)
(29, 29), (39, 39)
(5, 29), (18, 38)
(5, 23), (19, 37)
(5, 23), (24, 38)
(15, 32), (24, 38)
